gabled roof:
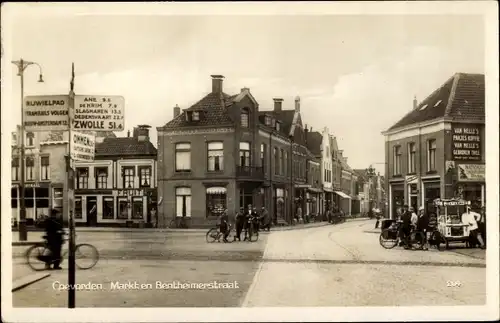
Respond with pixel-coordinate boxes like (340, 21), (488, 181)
(162, 91), (235, 129)
(95, 137), (157, 157)
(306, 131), (323, 157)
(258, 109), (295, 137)
(386, 73), (485, 132)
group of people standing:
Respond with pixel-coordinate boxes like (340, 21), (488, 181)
(218, 205), (272, 243)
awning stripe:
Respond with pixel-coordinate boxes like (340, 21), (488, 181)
(206, 187), (227, 194)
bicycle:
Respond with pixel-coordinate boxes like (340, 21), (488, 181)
(379, 221), (425, 250)
(244, 218), (259, 242)
(25, 234), (99, 271)
(206, 223), (233, 243)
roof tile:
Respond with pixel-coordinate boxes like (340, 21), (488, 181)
(95, 137), (157, 157)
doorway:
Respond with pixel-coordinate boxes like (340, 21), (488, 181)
(86, 196), (98, 226)
(424, 185), (440, 215)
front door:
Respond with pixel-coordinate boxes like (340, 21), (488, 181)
(424, 187), (440, 215)
(86, 196), (98, 226)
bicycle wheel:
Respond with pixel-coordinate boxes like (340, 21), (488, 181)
(413, 232), (425, 250)
(206, 228), (218, 243)
(249, 227), (259, 242)
(26, 244), (51, 271)
(379, 229), (398, 249)
(74, 244), (99, 270)
(168, 219), (176, 228)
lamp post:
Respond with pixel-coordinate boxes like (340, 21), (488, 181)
(11, 59), (44, 241)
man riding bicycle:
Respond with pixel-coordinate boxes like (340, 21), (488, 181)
(218, 209), (230, 243)
(44, 209), (64, 270)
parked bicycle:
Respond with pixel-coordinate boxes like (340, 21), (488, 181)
(379, 220), (426, 250)
(244, 217), (259, 242)
(206, 223), (233, 243)
(168, 217), (189, 229)
(25, 233), (99, 271)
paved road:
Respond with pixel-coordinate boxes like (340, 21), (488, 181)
(10, 221), (487, 307)
(242, 220), (486, 307)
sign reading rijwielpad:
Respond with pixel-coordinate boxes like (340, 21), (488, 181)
(23, 95), (70, 132)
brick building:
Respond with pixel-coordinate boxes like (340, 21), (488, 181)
(382, 73), (485, 219)
(73, 126), (157, 227)
(157, 76), (301, 227)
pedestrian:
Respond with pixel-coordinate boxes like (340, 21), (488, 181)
(478, 206), (486, 247)
(374, 208), (381, 229)
(462, 205), (485, 249)
(252, 207), (260, 233)
(243, 204), (253, 241)
(296, 206), (303, 223)
(261, 207), (271, 231)
(400, 204), (412, 249)
(416, 206), (429, 250)
(234, 207), (245, 241)
(219, 209), (230, 243)
(326, 207), (332, 224)
(150, 208), (157, 228)
(44, 209), (64, 270)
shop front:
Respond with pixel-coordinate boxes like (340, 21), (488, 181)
(306, 187), (322, 221)
(389, 181), (404, 219)
(334, 190), (351, 216)
(455, 163), (485, 207)
(422, 179), (441, 216)
(11, 182), (51, 227)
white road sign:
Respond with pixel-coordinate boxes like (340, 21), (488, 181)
(23, 95), (70, 132)
(70, 131), (96, 162)
(72, 95), (125, 131)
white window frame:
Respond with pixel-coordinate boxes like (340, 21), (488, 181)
(25, 156), (35, 181)
(427, 139), (437, 172)
(207, 141), (224, 172)
(393, 146), (402, 176)
(25, 132), (35, 148)
(175, 143), (191, 172)
(241, 108), (249, 128)
(40, 155), (50, 181)
(176, 187), (192, 217)
(407, 142), (416, 174)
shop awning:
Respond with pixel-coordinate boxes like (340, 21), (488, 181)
(308, 187), (323, 193)
(334, 191), (351, 199)
(206, 187), (227, 194)
(323, 187), (334, 193)
(295, 184), (311, 189)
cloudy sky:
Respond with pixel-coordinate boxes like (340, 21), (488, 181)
(4, 4), (486, 173)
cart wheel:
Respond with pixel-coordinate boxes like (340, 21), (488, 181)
(445, 240), (449, 249)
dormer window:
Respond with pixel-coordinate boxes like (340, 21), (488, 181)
(193, 111), (200, 121)
(241, 108), (249, 128)
(186, 110), (201, 122)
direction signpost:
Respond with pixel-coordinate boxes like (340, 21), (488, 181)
(20, 63), (124, 308)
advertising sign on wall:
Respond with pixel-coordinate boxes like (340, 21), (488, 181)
(451, 124), (482, 161)
(457, 164), (485, 182)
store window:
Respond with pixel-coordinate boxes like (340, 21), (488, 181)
(117, 197), (129, 219)
(207, 142), (224, 172)
(132, 197), (143, 219)
(176, 187), (192, 217)
(53, 188), (63, 209)
(102, 196), (114, 219)
(206, 187), (227, 218)
(11, 187), (18, 208)
(75, 196), (83, 219)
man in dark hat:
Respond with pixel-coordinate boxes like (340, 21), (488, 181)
(234, 207), (245, 241)
(400, 204), (413, 249)
(44, 209), (64, 269)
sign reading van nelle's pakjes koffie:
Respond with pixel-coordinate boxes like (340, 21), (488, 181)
(451, 124), (482, 161)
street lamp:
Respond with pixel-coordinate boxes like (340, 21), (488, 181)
(11, 58), (44, 241)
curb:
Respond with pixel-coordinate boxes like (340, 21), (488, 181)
(12, 272), (51, 292)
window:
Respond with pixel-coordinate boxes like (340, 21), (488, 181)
(139, 166), (151, 187)
(280, 149), (284, 175)
(35, 188), (49, 210)
(117, 197), (128, 219)
(239, 142), (251, 167)
(274, 147), (279, 175)
(208, 142), (224, 171)
(95, 167), (108, 189)
(393, 146), (402, 175)
(284, 151), (288, 176)
(12, 158), (19, 181)
(74, 196), (83, 219)
(175, 143), (191, 172)
(276, 122), (281, 131)
(76, 168), (89, 189)
(192, 111), (200, 121)
(427, 139), (437, 172)
(241, 108), (249, 128)
(25, 157), (35, 181)
(206, 187), (227, 217)
(176, 187), (192, 217)
(26, 132), (35, 147)
(40, 156), (50, 180)
(11, 187), (18, 208)
(408, 143), (416, 174)
(123, 166), (135, 188)
(53, 188), (63, 209)
(131, 197), (143, 219)
(260, 144), (266, 171)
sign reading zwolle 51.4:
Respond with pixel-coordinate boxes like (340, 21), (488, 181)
(72, 95), (125, 131)
(24, 95), (70, 132)
(70, 131), (95, 162)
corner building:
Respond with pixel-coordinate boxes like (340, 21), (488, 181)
(157, 75), (298, 228)
(383, 73), (485, 219)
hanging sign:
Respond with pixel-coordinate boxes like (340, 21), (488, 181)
(70, 131), (95, 161)
(72, 95), (125, 131)
(23, 95), (70, 132)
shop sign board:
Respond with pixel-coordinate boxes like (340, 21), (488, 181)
(457, 164), (485, 182)
(452, 124), (482, 161)
(72, 95), (125, 131)
(70, 131), (95, 161)
(23, 95), (70, 132)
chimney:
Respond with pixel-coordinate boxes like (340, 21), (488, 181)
(304, 124), (309, 143)
(295, 96), (301, 112)
(135, 125), (151, 142)
(241, 87), (249, 93)
(127, 130), (131, 137)
(273, 98), (283, 112)
(413, 95), (418, 110)
(173, 104), (181, 118)
(211, 75), (224, 93)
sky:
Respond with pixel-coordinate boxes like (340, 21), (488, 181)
(4, 6), (486, 174)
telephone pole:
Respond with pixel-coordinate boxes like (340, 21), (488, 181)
(11, 59), (44, 241)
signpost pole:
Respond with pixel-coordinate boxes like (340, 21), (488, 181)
(68, 63), (76, 308)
